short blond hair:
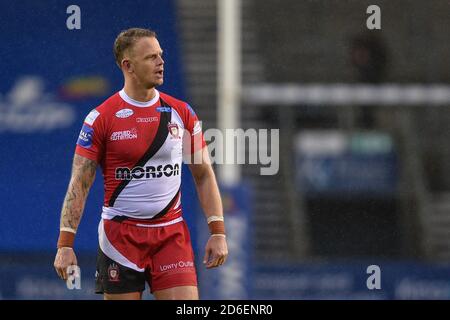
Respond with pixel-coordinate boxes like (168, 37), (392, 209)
(113, 28), (156, 68)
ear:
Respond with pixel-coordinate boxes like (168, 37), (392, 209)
(121, 59), (133, 73)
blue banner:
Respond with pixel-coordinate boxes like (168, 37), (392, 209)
(0, 0), (191, 252)
(253, 262), (450, 300)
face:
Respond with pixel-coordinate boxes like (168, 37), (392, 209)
(123, 37), (164, 88)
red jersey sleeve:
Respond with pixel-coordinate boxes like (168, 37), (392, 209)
(75, 108), (106, 163)
(182, 103), (206, 154)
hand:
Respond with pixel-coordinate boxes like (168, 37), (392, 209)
(203, 235), (228, 269)
(54, 247), (78, 280)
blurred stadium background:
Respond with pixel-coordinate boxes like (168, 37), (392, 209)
(1, 0), (450, 299)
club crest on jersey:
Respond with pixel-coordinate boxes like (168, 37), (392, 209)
(168, 122), (181, 139)
(108, 263), (120, 282)
(115, 108), (134, 118)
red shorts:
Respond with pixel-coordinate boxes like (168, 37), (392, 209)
(95, 216), (197, 294)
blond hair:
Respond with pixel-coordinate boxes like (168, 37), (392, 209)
(113, 28), (156, 68)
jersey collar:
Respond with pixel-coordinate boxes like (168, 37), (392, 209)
(119, 89), (160, 107)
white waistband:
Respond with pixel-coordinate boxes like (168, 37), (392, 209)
(135, 216), (183, 227)
(104, 216), (184, 228)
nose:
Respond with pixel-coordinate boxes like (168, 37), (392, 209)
(157, 55), (164, 65)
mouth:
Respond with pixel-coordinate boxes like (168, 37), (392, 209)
(155, 70), (164, 78)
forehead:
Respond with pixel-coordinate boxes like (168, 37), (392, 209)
(131, 37), (162, 56)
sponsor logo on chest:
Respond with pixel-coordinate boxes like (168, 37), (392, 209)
(115, 108), (134, 118)
(115, 163), (180, 180)
(136, 116), (158, 123)
(110, 128), (138, 141)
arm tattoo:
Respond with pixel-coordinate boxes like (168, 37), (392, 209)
(60, 154), (97, 231)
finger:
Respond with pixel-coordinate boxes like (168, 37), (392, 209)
(206, 262), (218, 269)
(54, 261), (63, 279)
(203, 248), (211, 264)
(218, 256), (227, 266)
(56, 266), (65, 280)
(55, 266), (62, 279)
(206, 255), (219, 268)
(64, 263), (76, 280)
(60, 265), (68, 280)
(215, 251), (228, 267)
(222, 253), (228, 264)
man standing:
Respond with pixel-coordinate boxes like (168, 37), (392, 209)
(54, 28), (227, 300)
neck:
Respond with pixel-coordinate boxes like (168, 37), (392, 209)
(123, 81), (156, 102)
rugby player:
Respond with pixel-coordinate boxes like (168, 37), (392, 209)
(53, 28), (227, 300)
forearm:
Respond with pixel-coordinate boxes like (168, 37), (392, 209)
(60, 177), (91, 232)
(194, 167), (223, 219)
(191, 163), (228, 268)
(192, 166), (226, 235)
(57, 154), (96, 248)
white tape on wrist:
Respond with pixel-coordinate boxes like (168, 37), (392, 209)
(210, 234), (226, 238)
(207, 215), (224, 224)
(60, 227), (77, 234)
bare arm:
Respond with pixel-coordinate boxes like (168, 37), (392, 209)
(188, 149), (223, 220)
(59, 154), (97, 233)
(188, 148), (228, 268)
(54, 154), (96, 280)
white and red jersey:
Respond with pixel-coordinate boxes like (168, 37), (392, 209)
(75, 89), (206, 222)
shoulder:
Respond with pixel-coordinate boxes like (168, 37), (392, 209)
(95, 92), (123, 116)
(159, 91), (186, 106)
(159, 91), (197, 118)
(84, 92), (123, 124)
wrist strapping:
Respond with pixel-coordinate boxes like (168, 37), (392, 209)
(208, 218), (226, 235)
(57, 229), (76, 248)
(207, 215), (224, 224)
(210, 234), (226, 238)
